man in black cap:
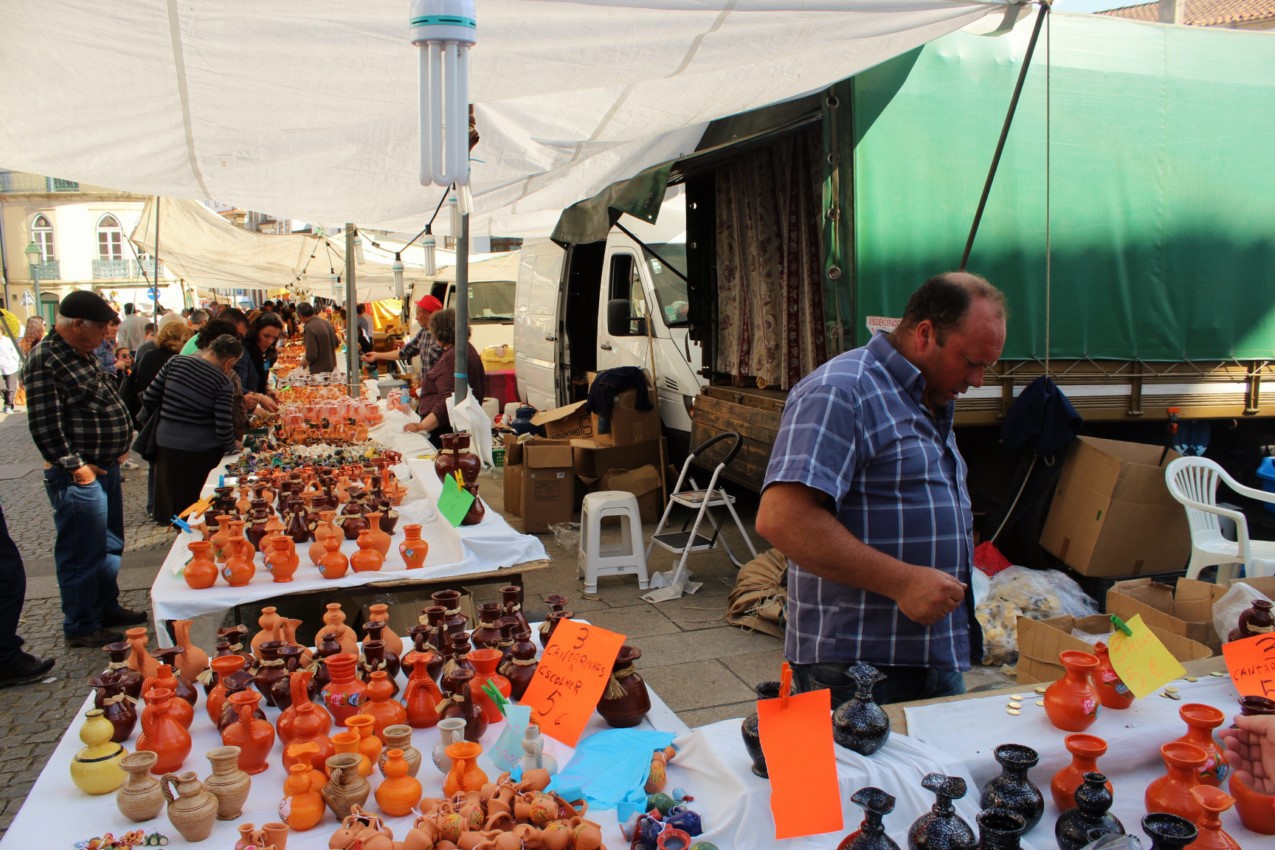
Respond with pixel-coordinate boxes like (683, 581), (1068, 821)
(22, 290), (147, 648)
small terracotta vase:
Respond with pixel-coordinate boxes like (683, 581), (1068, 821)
(442, 740), (488, 797)
(1051, 733), (1111, 812)
(204, 745), (251, 820)
(1228, 771), (1275, 835)
(318, 535), (350, 579)
(375, 748), (422, 817)
(184, 540), (218, 589)
(142, 664), (194, 728)
(116, 750), (165, 822)
(309, 510), (340, 565)
(221, 690), (276, 775)
(171, 619), (209, 684)
(151, 649), (199, 705)
(366, 604), (403, 657)
(161, 770), (219, 842)
(206, 654), (247, 725)
(404, 655), (443, 728)
(597, 644), (651, 728)
(1145, 741), (1206, 821)
(319, 653), (367, 726)
(467, 647), (512, 723)
(331, 730), (373, 778)
(399, 524), (428, 569)
(322, 752), (371, 820)
(344, 714), (383, 767)
(362, 512), (393, 557)
(126, 627), (161, 680)
(267, 535), (299, 582)
(350, 529), (384, 572)
(210, 514), (236, 564)
(279, 672), (332, 746)
(1090, 641), (1134, 710)
(431, 716), (467, 775)
(1175, 703), (1230, 787)
(379, 725), (422, 778)
(70, 709), (127, 795)
(1044, 650), (1100, 732)
(321, 603), (359, 656)
(362, 670), (407, 740)
(1189, 785), (1240, 850)
(979, 743), (1044, 831)
(222, 548), (255, 587)
(280, 762), (327, 831)
(136, 687), (192, 775)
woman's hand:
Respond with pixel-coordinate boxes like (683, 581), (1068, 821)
(1220, 713), (1275, 793)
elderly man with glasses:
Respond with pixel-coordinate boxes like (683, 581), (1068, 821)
(21, 290), (147, 649)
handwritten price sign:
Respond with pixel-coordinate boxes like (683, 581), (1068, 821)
(1223, 632), (1275, 698)
(1108, 614), (1185, 699)
(521, 620), (626, 746)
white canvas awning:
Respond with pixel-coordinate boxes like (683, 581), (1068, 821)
(0, 1), (1006, 237)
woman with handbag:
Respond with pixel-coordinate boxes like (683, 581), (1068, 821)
(140, 334), (243, 525)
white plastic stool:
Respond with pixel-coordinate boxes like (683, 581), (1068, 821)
(578, 491), (650, 594)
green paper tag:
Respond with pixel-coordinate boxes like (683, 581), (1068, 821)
(437, 472), (475, 527)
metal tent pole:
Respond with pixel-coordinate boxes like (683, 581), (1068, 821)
(453, 206), (469, 407)
(345, 225), (360, 399)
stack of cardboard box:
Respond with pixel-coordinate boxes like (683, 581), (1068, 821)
(502, 381), (664, 532)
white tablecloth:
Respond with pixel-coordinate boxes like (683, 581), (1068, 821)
(905, 675), (1261, 846)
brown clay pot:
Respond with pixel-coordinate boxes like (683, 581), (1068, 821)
(597, 644), (651, 728)
(1050, 733), (1110, 811)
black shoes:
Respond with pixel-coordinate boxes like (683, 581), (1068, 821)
(0, 653), (56, 688)
(66, 627), (125, 648)
(102, 607), (149, 627)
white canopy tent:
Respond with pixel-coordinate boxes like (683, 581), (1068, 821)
(0, 1), (1009, 238)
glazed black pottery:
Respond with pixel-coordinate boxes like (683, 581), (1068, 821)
(1141, 813), (1198, 850)
(908, 773), (976, 850)
(740, 712), (768, 778)
(832, 662), (891, 756)
(837, 786), (900, 850)
(974, 808), (1025, 850)
(1055, 772), (1124, 850)
(979, 743), (1044, 831)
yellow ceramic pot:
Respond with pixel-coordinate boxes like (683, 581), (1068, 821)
(70, 709), (128, 794)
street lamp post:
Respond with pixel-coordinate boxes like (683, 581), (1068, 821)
(24, 241), (42, 322)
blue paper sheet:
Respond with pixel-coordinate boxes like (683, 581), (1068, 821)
(548, 728), (677, 822)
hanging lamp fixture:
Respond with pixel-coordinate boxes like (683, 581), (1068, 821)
(411, 0), (475, 187)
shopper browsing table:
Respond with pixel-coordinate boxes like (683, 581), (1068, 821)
(362, 293), (443, 389)
(755, 272), (1007, 705)
(402, 308), (486, 443)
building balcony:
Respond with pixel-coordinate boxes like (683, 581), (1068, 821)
(92, 259), (165, 281)
(0, 171), (79, 193)
(29, 260), (60, 281)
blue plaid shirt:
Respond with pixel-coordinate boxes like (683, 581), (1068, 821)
(764, 332), (974, 671)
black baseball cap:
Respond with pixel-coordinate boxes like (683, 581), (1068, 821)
(59, 291), (119, 323)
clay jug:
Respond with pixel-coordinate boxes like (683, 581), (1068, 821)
(254, 640), (289, 708)
(340, 504), (370, 541)
(832, 662), (891, 756)
(597, 644), (651, 728)
(460, 482), (486, 525)
(319, 652), (367, 725)
(367, 604), (403, 657)
(142, 664), (194, 728)
(136, 687), (192, 775)
(310, 510), (341, 565)
(467, 648), (512, 723)
(70, 708), (127, 795)
(471, 602), (504, 650)
(435, 432), (481, 483)
(399, 524), (428, 569)
(332, 730), (373, 778)
(207, 654), (248, 725)
(204, 744), (251, 820)
(380, 725), (422, 778)
(1229, 598), (1275, 641)
(541, 609), (573, 649)
(1044, 650), (1100, 732)
(171, 619), (209, 684)
(117, 750), (165, 822)
(280, 761), (327, 831)
(322, 752), (371, 820)
(500, 628), (539, 701)
(126, 627), (161, 680)
(151, 649), (199, 706)
(404, 655), (444, 728)
(1051, 733), (1111, 811)
(362, 670), (407, 739)
(210, 514), (236, 563)
(1175, 703), (1230, 787)
(363, 623), (401, 679)
(91, 669), (138, 743)
(1190, 785), (1241, 850)
(184, 540), (219, 589)
(351, 529), (384, 572)
(375, 748), (422, 817)
(279, 671), (332, 745)
(222, 541), (256, 586)
(839, 786), (900, 850)
(439, 667), (487, 742)
(267, 535), (299, 582)
(363, 512), (393, 557)
(1055, 771), (1125, 850)
(286, 501), (313, 544)
(161, 770), (219, 842)
(432, 717), (468, 774)
(102, 641), (145, 699)
(1090, 641), (1134, 710)
(501, 584), (532, 636)
(221, 690), (276, 775)
(345, 713), (383, 767)
(520, 723), (558, 777)
(227, 517), (256, 560)
(1141, 813), (1198, 850)
(217, 664), (267, 731)
(979, 743), (1044, 831)
(1145, 741), (1206, 822)
(319, 535), (350, 580)
(284, 705), (335, 774)
(312, 631), (342, 694)
(443, 741), (488, 797)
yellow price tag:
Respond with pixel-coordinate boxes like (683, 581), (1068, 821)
(1108, 614), (1185, 699)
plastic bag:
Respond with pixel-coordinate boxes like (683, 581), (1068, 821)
(976, 566), (1099, 666)
(445, 389), (495, 468)
(548, 521), (580, 553)
(1212, 581), (1273, 643)
(1081, 834), (1142, 850)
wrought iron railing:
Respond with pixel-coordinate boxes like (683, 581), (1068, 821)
(92, 258), (166, 280)
(29, 260), (60, 280)
(0, 172), (79, 193)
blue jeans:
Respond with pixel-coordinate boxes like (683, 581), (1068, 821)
(43, 464), (124, 637)
(792, 661), (966, 707)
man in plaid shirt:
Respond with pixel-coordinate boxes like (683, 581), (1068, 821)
(22, 291), (148, 648)
(756, 273), (1007, 705)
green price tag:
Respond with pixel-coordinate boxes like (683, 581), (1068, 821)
(437, 472), (475, 527)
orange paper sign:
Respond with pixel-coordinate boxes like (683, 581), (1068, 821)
(1109, 614), (1186, 699)
(1223, 632), (1275, 698)
(756, 687), (843, 839)
(520, 620), (626, 747)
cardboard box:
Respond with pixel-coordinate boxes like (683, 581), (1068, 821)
(1040, 436), (1191, 577)
(521, 439), (576, 532)
(600, 464), (663, 522)
(531, 401), (596, 441)
(571, 438), (663, 479)
(1223, 576), (1275, 597)
(1016, 614), (1214, 684)
(1106, 578), (1228, 652)
(599, 386), (661, 446)
(502, 435), (523, 518)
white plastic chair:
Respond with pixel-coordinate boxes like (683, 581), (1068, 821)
(1164, 456), (1275, 582)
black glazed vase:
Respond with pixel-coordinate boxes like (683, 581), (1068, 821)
(832, 662), (891, 756)
(975, 808), (1026, 850)
(740, 680), (781, 779)
(1141, 813), (1198, 850)
(838, 786), (901, 850)
(908, 773), (977, 850)
(979, 743), (1044, 831)
(1055, 772), (1125, 850)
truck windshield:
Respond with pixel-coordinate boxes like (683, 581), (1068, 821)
(465, 280), (515, 323)
(644, 242), (689, 327)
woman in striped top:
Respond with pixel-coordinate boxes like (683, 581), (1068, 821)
(141, 334), (244, 524)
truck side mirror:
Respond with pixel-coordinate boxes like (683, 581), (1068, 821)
(607, 299), (633, 336)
